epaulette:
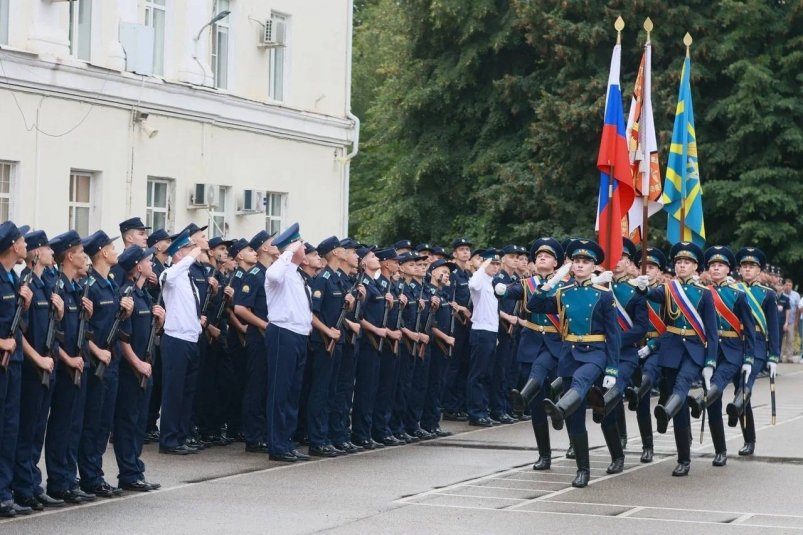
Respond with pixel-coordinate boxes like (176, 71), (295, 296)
(379, 279), (388, 289)
(729, 283), (746, 292)
(592, 284), (611, 292)
(235, 270), (244, 279)
(323, 270), (331, 280)
(87, 276), (96, 287)
(692, 282), (708, 289)
(755, 283), (772, 291)
(361, 276), (372, 286)
(249, 267), (260, 275)
(57, 279), (65, 290)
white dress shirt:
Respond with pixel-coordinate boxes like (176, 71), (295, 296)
(264, 250), (312, 336)
(161, 254), (202, 342)
(468, 267), (499, 333)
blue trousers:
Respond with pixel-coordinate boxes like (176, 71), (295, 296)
(266, 324), (307, 455)
(330, 341), (358, 444)
(159, 335), (199, 449)
(79, 358), (119, 490)
(561, 360), (603, 435)
(243, 329), (268, 444)
(708, 358), (740, 424)
(226, 335), (247, 436)
(306, 341), (342, 448)
(636, 355), (661, 438)
(46, 366), (86, 494)
(13, 361), (54, 498)
(351, 339), (380, 442)
(466, 330), (497, 421)
(525, 346), (560, 426)
(601, 358), (638, 428)
(390, 346), (414, 436)
(372, 345), (400, 439)
(0, 360), (22, 501)
(114, 366), (152, 485)
(421, 345), (447, 432)
(490, 332), (514, 417)
(147, 341), (163, 432)
(442, 321), (470, 413)
(659, 355), (702, 432)
(405, 346), (431, 433)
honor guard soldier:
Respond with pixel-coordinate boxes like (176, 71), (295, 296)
(233, 230), (274, 453)
(113, 245), (164, 492)
(110, 217), (150, 283)
(533, 239), (620, 488)
(642, 242), (718, 477)
(490, 245), (520, 425)
(144, 228), (171, 443)
(79, 230), (133, 498)
(264, 224), (313, 463)
(730, 247), (780, 455)
(0, 222), (33, 517)
(501, 238), (565, 471)
(12, 230), (64, 511)
(625, 247), (669, 463)
(686, 246), (756, 467)
(442, 238), (473, 421)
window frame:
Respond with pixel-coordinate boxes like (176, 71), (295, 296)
(68, 171), (96, 237)
(208, 185), (230, 238)
(268, 12), (288, 101)
(146, 177), (173, 232)
(211, 0), (230, 89)
(144, 0), (166, 76)
(0, 0), (9, 46)
(68, 0), (92, 61)
(0, 160), (16, 222)
(265, 192), (287, 235)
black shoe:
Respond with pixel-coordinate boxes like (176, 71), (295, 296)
(606, 458), (625, 474)
(378, 435), (404, 446)
(159, 445), (192, 455)
(431, 427), (452, 437)
(545, 389), (582, 431)
(565, 444), (576, 459)
(334, 442), (358, 454)
(269, 452), (298, 463)
(245, 442), (270, 453)
(329, 444), (347, 455)
(739, 442), (755, 456)
(48, 489), (85, 504)
(120, 480), (152, 492)
(83, 481), (119, 498)
(495, 414), (516, 425)
(672, 462), (690, 476)
(185, 438), (209, 450)
(352, 438), (375, 450)
(413, 429), (435, 440)
(290, 449), (310, 461)
(11, 501), (33, 515)
(640, 447), (654, 463)
(203, 434), (230, 447)
(533, 456), (551, 471)
(469, 418), (494, 427)
(71, 488), (96, 502)
(655, 393), (683, 434)
(145, 429), (160, 443)
(510, 378), (542, 413)
(143, 480), (161, 490)
(15, 495), (44, 511)
(309, 445), (339, 458)
(712, 452), (727, 467)
(519, 412), (532, 421)
(0, 500), (16, 517)
(35, 493), (65, 508)
(442, 411), (462, 421)
(572, 470), (590, 488)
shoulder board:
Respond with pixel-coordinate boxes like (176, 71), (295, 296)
(108, 272), (116, 280)
(756, 283), (772, 292)
(323, 271), (331, 280)
(398, 282), (405, 291)
(592, 284), (611, 292)
(692, 282), (708, 289)
(235, 270), (244, 279)
(361, 276), (372, 285)
(57, 279), (65, 290)
(88, 276), (96, 286)
(249, 267), (260, 275)
(380, 279), (388, 288)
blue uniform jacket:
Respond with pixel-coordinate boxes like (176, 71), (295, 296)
(86, 273), (119, 352)
(22, 269), (57, 361)
(360, 273), (385, 327)
(742, 283), (781, 362)
(0, 265), (22, 363)
(506, 274), (564, 363)
(234, 262), (268, 339)
(57, 274), (84, 360)
(310, 265), (346, 345)
(450, 267), (471, 307)
(119, 280), (153, 359)
(709, 282), (756, 367)
(612, 278), (649, 363)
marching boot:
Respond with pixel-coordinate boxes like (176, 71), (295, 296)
(672, 425), (692, 477)
(726, 387), (751, 428)
(510, 378), (542, 414)
(640, 433), (654, 463)
(565, 436), (576, 459)
(625, 374), (652, 411)
(532, 423), (552, 470)
(710, 418), (728, 467)
(688, 384), (721, 419)
(543, 388), (582, 431)
(548, 377), (563, 403)
(589, 386), (621, 424)
(739, 404), (756, 456)
(654, 393), (684, 434)
(617, 403), (628, 450)
(739, 442), (755, 456)
(570, 433), (591, 488)
(602, 423), (625, 474)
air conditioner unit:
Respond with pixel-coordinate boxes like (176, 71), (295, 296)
(190, 183), (218, 208)
(259, 18), (286, 48)
(242, 189), (266, 212)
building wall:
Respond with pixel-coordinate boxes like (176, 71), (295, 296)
(0, 0), (356, 245)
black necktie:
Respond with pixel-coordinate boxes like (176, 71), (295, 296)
(188, 274), (201, 318)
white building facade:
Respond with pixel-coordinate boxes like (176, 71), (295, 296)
(0, 0), (358, 244)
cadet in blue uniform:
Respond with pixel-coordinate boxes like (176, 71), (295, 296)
(12, 230), (64, 511)
(490, 245), (520, 425)
(233, 230), (274, 453)
(501, 238), (565, 471)
(109, 217), (150, 284)
(113, 245), (164, 491)
(686, 246), (756, 468)
(442, 238), (473, 421)
(730, 247), (780, 455)
(534, 239), (620, 488)
(0, 222), (33, 517)
(642, 242), (718, 477)
(145, 229), (171, 443)
(79, 230), (134, 498)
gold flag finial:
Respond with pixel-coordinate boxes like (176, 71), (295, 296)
(683, 32), (693, 57)
(644, 17), (653, 42)
(615, 16), (625, 44)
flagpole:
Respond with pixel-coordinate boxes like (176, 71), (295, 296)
(680, 32), (692, 242)
(640, 17), (653, 275)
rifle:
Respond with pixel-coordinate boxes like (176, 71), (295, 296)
(326, 266), (364, 355)
(376, 297), (391, 352)
(139, 285), (163, 390)
(392, 292), (405, 356)
(199, 263), (219, 318)
(447, 279), (458, 357)
(349, 292), (363, 346)
(410, 281), (426, 356)
(39, 262), (62, 387)
(1, 257), (37, 371)
(211, 271), (234, 329)
(93, 273), (140, 380)
(73, 268), (93, 386)
(417, 275), (444, 358)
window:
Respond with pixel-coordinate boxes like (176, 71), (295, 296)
(265, 192), (286, 235)
(68, 172), (93, 236)
(146, 178), (172, 231)
(208, 186), (229, 238)
(211, 0), (230, 89)
(0, 161), (15, 221)
(268, 13), (288, 101)
(145, 0), (166, 76)
(0, 0), (9, 45)
(69, 0), (92, 61)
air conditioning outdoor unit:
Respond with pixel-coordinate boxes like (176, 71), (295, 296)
(259, 18), (286, 48)
(189, 183), (218, 208)
(242, 189), (266, 212)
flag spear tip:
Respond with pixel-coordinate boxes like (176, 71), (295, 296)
(615, 16), (625, 43)
(683, 32), (693, 57)
(643, 17), (653, 36)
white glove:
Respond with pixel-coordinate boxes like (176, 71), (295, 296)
(637, 345), (651, 359)
(494, 283), (508, 296)
(692, 274), (700, 283)
(602, 375), (616, 389)
(702, 366), (714, 391)
(741, 363), (752, 379)
(543, 263), (572, 291)
(634, 275), (650, 291)
(591, 270), (613, 285)
(769, 362), (777, 379)
(726, 276), (735, 284)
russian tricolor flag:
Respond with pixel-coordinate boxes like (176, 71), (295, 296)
(595, 41), (635, 270)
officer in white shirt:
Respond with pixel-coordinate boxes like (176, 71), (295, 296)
(158, 230), (204, 455)
(466, 249), (501, 426)
(263, 223), (313, 462)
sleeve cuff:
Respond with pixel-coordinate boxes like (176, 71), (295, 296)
(604, 366), (618, 377)
(769, 355), (780, 363)
(743, 355), (754, 365)
(705, 360), (716, 369)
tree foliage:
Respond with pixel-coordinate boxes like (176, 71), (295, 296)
(350, 0), (803, 277)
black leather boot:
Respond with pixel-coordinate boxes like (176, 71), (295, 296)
(688, 383), (721, 419)
(602, 423), (625, 474)
(547, 377), (563, 403)
(625, 374), (652, 411)
(532, 422), (552, 470)
(617, 402), (628, 449)
(726, 387), (751, 428)
(589, 385), (621, 424)
(544, 388), (582, 431)
(565, 436), (576, 459)
(654, 393), (683, 434)
(510, 378), (542, 414)
(672, 425), (691, 476)
(570, 432), (591, 488)
(710, 418), (728, 467)
(739, 404), (756, 456)
(640, 433), (654, 463)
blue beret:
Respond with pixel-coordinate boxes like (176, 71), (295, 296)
(530, 238), (563, 262)
(272, 222), (301, 251)
(118, 246), (155, 272)
(317, 236), (341, 257)
(166, 229), (193, 256)
(0, 221), (22, 252)
(566, 239), (604, 264)
(147, 228), (171, 247)
(24, 230), (49, 251)
(119, 217), (150, 234)
(735, 247), (766, 269)
(704, 245), (735, 268)
(82, 230), (118, 257)
(50, 230), (83, 256)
